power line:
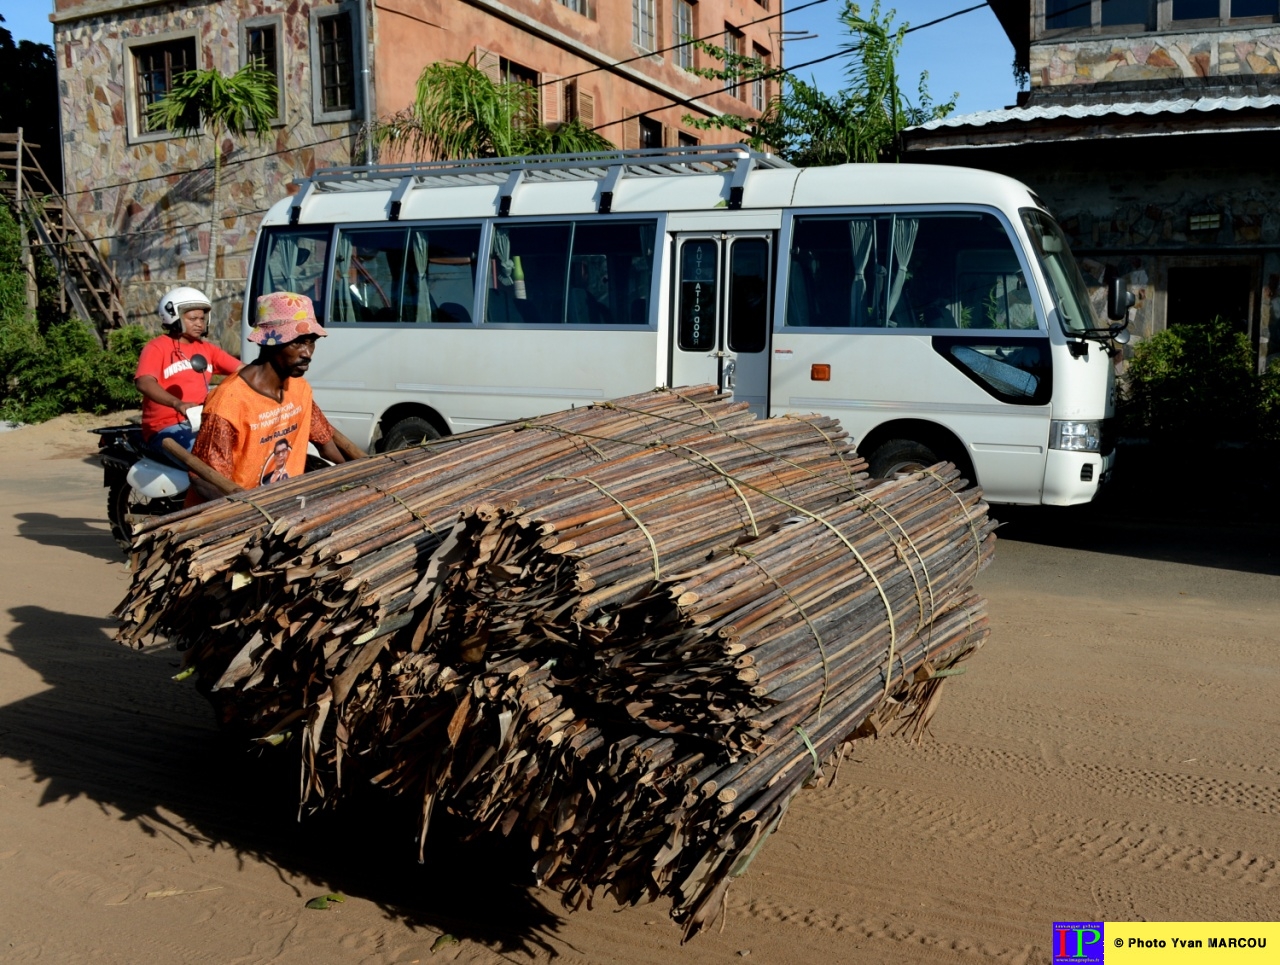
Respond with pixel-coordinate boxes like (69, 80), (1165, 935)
(55, 131), (355, 199)
(44, 1), (992, 243)
(590, 2), (990, 133)
(538, 0), (832, 89)
(35, 204), (274, 249)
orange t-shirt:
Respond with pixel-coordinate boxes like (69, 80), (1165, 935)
(190, 370), (334, 501)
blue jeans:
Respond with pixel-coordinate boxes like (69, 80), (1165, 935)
(147, 421), (196, 464)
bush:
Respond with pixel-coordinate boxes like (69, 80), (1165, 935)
(0, 318), (149, 423)
(0, 197), (148, 423)
(1123, 317), (1259, 446)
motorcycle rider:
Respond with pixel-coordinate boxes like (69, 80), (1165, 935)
(134, 287), (242, 457)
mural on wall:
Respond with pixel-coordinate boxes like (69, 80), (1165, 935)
(1031, 29), (1280, 86)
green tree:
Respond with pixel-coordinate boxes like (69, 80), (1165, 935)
(147, 63), (278, 288)
(684, 1), (955, 166)
(0, 15), (61, 185)
(373, 57), (613, 161)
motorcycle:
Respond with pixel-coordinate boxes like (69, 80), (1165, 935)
(93, 355), (207, 550)
(93, 406), (203, 550)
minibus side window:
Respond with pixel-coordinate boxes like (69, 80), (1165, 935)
(728, 238), (769, 353)
(406, 225), (481, 324)
(485, 220), (656, 326)
(786, 212), (1037, 331)
(252, 227), (331, 320)
(331, 227), (411, 323)
(678, 239), (718, 350)
(330, 225), (482, 323)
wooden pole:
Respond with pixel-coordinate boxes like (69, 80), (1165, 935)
(16, 128), (36, 314)
(160, 437), (241, 496)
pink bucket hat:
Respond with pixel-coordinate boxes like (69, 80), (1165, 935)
(249, 291), (329, 345)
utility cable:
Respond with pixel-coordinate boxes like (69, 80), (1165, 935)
(590, 1), (992, 132)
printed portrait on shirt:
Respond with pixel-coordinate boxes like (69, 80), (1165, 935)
(261, 438), (293, 485)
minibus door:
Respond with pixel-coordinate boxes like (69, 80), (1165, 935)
(669, 233), (773, 417)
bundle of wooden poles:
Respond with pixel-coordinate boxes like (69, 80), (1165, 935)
(115, 386), (995, 940)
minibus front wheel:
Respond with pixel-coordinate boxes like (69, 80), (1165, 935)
(382, 415), (442, 452)
(867, 438), (943, 480)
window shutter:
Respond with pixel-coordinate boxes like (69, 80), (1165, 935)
(623, 112), (640, 150)
(474, 46), (501, 83)
(578, 89), (595, 128)
(661, 123), (672, 147)
(541, 74), (563, 126)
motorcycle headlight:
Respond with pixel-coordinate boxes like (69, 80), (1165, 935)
(1049, 420), (1101, 452)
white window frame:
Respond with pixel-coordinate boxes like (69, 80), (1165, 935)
(240, 15), (286, 126)
(673, 0), (695, 70)
(633, 0), (658, 52)
(309, 1), (363, 124)
(122, 29), (200, 145)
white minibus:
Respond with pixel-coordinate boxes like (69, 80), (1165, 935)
(243, 146), (1130, 505)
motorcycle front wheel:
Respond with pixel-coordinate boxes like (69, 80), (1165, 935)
(107, 477), (141, 550)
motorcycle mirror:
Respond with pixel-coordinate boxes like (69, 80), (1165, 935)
(191, 354), (208, 373)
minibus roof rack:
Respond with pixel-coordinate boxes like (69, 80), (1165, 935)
(289, 144), (793, 222)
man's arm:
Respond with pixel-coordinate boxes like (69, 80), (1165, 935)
(308, 403), (347, 466)
(189, 412), (244, 501)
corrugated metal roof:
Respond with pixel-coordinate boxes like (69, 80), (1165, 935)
(909, 93), (1280, 131)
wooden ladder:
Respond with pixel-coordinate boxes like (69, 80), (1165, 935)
(0, 128), (126, 340)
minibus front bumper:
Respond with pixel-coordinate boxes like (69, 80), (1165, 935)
(1042, 446), (1115, 506)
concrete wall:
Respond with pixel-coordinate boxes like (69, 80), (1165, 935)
(53, 0), (366, 349)
(372, 0), (773, 145)
(1030, 27), (1280, 87)
(993, 141), (1280, 369)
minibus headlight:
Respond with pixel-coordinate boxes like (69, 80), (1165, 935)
(1049, 420), (1101, 451)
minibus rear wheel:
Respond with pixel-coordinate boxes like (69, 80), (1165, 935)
(382, 415), (441, 451)
(867, 438), (941, 479)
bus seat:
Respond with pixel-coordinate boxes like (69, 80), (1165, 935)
(434, 302), (471, 325)
(568, 286), (606, 325)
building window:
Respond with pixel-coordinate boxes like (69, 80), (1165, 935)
(678, 130), (699, 147)
(557, 0), (593, 16)
(673, 0), (695, 70)
(318, 12), (354, 113)
(310, 4), (361, 123)
(633, 0), (657, 51)
(133, 38), (196, 133)
(724, 25), (745, 98)
(1101, 0), (1149, 24)
(638, 115), (663, 149)
(242, 18), (284, 122)
(1229, 0), (1278, 16)
(752, 45), (770, 111)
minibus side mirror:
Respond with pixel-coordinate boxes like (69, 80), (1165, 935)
(1107, 276), (1135, 322)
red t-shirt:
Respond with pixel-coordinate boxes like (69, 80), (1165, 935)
(135, 334), (241, 439)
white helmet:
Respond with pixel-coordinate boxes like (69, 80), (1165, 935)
(158, 286), (212, 332)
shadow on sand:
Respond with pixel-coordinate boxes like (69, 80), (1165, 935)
(0, 600), (567, 956)
(990, 442), (1280, 577)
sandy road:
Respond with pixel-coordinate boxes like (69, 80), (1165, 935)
(0, 414), (1276, 965)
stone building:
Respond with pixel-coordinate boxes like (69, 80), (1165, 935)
(902, 0), (1280, 371)
(51, 0), (776, 345)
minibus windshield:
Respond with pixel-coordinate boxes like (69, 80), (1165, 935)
(1020, 209), (1098, 336)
